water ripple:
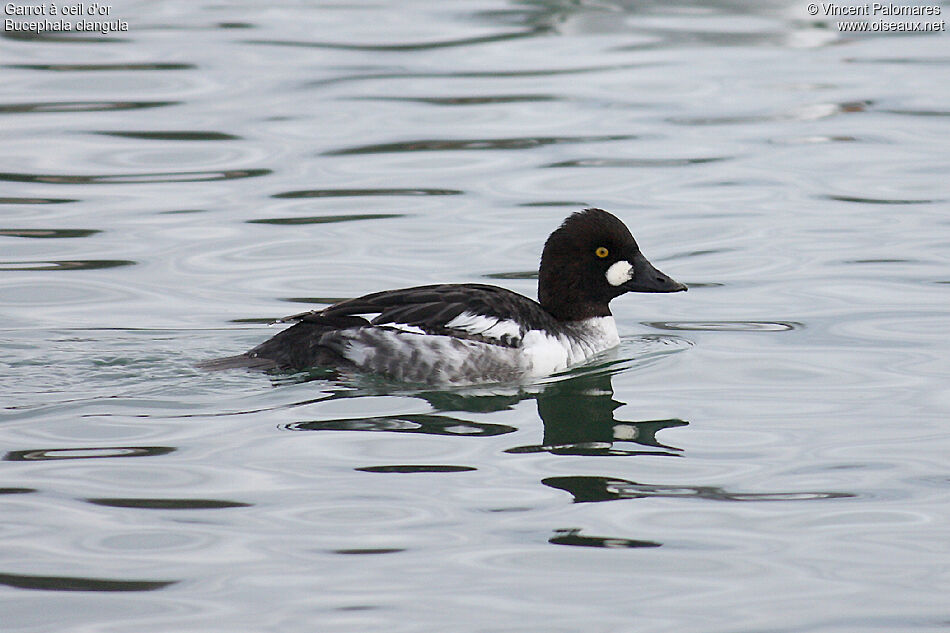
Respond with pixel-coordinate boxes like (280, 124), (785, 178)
(825, 195), (940, 205)
(287, 414), (517, 437)
(483, 271), (538, 280)
(306, 62), (653, 87)
(846, 56), (950, 65)
(86, 498), (251, 510)
(546, 157), (727, 168)
(0, 259), (136, 271)
(0, 572), (176, 592)
(355, 465), (477, 473)
(272, 188), (463, 199)
(5, 63), (195, 71)
(4, 446), (174, 461)
(332, 548), (405, 555)
(1, 29), (128, 43)
(671, 100), (875, 126)
(0, 169), (270, 184)
(247, 26), (548, 51)
(549, 529), (661, 549)
(544, 476), (854, 504)
(0, 229), (100, 239)
(96, 131), (240, 141)
(0, 196), (77, 204)
(646, 321), (801, 332)
(0, 100), (177, 114)
(248, 213), (403, 226)
(882, 108), (950, 117)
(350, 94), (559, 106)
(323, 134), (633, 156)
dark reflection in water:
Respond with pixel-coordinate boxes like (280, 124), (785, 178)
(0, 196), (77, 204)
(323, 134), (633, 156)
(282, 297), (350, 305)
(0, 229), (100, 239)
(0, 572), (175, 592)
(4, 446), (175, 461)
(0, 259), (135, 271)
(825, 194), (939, 205)
(307, 62), (652, 89)
(768, 135), (861, 145)
(646, 321), (801, 332)
(483, 0), (828, 48)
(231, 296), (349, 321)
(1, 30), (128, 43)
(273, 188), (463, 199)
(544, 476), (854, 504)
(248, 213), (403, 226)
(844, 258), (918, 265)
(546, 157), (726, 168)
(97, 130), (240, 141)
(0, 487), (36, 495)
(247, 26), (548, 52)
(0, 169), (270, 184)
(483, 271), (538, 280)
(288, 414), (516, 438)
(288, 370), (684, 457)
(506, 372), (686, 456)
(333, 548), (405, 555)
(847, 56), (950, 65)
(356, 465), (476, 473)
(518, 201), (590, 207)
(882, 108), (950, 117)
(669, 101), (873, 126)
(5, 63), (195, 71)
(354, 94), (559, 106)
(550, 528), (661, 549)
(86, 498), (251, 510)
(0, 100), (177, 114)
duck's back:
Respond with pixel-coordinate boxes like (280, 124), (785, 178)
(207, 284), (570, 384)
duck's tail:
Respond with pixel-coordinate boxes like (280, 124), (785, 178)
(196, 354), (278, 371)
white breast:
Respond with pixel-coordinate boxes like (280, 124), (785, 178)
(521, 316), (620, 377)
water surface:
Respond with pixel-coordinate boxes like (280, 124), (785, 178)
(1, 1), (949, 631)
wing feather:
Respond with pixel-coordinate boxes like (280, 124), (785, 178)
(278, 284), (555, 347)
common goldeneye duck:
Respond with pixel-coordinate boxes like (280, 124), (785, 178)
(204, 208), (686, 384)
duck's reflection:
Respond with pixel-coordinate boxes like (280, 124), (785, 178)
(286, 369), (687, 457)
(544, 476), (855, 504)
(549, 528), (661, 549)
(284, 371), (853, 550)
(506, 371), (685, 456)
(289, 412), (517, 438)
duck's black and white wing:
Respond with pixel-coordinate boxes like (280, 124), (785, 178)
(202, 284), (557, 378)
(286, 283), (557, 348)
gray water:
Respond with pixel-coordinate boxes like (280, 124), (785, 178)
(2, 1), (949, 631)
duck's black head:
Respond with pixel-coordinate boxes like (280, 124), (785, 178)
(537, 208), (686, 321)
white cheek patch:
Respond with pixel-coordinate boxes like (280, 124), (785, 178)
(605, 260), (634, 286)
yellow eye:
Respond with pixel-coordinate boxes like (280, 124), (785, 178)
(595, 246), (609, 258)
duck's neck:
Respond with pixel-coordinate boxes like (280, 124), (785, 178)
(538, 287), (612, 322)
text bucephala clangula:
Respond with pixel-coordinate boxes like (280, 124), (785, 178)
(205, 208), (686, 384)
